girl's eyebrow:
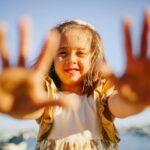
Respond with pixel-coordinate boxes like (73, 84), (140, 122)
(59, 46), (86, 51)
(59, 46), (68, 50)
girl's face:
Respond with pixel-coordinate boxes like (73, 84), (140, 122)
(54, 27), (92, 89)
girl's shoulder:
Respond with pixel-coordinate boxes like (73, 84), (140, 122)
(94, 79), (115, 101)
(45, 76), (62, 100)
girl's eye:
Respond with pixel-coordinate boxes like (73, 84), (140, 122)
(77, 51), (86, 57)
(58, 50), (67, 57)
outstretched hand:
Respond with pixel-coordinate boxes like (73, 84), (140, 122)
(0, 18), (72, 118)
(100, 10), (150, 105)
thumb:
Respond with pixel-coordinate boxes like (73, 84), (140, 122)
(37, 94), (80, 110)
(35, 98), (65, 109)
(98, 62), (112, 77)
(98, 62), (119, 87)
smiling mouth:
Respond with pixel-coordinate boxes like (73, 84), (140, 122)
(65, 68), (79, 75)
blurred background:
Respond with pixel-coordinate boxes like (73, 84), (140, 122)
(0, 0), (150, 150)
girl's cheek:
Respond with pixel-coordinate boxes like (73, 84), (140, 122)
(86, 60), (92, 71)
(80, 60), (91, 72)
(55, 56), (65, 63)
(82, 57), (91, 66)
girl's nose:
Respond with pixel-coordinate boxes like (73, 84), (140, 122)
(66, 53), (77, 65)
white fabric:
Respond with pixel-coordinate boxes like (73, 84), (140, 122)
(48, 92), (103, 141)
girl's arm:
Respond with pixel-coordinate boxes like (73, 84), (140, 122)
(108, 92), (147, 118)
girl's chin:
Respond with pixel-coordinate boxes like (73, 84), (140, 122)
(63, 79), (82, 86)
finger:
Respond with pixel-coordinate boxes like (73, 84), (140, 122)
(140, 10), (150, 58)
(34, 28), (60, 76)
(36, 98), (71, 110)
(98, 62), (117, 84)
(58, 94), (80, 110)
(98, 62), (113, 78)
(18, 17), (31, 67)
(123, 18), (133, 64)
(0, 23), (9, 68)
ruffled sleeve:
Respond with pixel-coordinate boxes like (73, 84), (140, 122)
(37, 77), (57, 142)
(94, 79), (120, 148)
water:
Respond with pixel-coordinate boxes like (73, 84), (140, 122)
(26, 138), (36, 150)
(119, 133), (150, 150)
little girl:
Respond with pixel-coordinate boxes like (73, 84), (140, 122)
(0, 10), (150, 150)
(35, 15), (150, 149)
(36, 20), (119, 149)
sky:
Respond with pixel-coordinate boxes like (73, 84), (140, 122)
(0, 0), (150, 131)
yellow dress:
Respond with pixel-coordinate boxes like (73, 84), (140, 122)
(35, 77), (119, 150)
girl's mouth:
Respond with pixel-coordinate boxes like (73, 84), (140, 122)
(65, 68), (79, 75)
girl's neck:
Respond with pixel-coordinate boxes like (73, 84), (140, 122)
(60, 84), (83, 95)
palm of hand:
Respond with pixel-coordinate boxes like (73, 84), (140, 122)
(0, 68), (44, 116)
(120, 58), (150, 103)
(0, 18), (60, 117)
(103, 11), (150, 104)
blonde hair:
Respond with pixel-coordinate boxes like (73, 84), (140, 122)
(49, 20), (105, 96)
